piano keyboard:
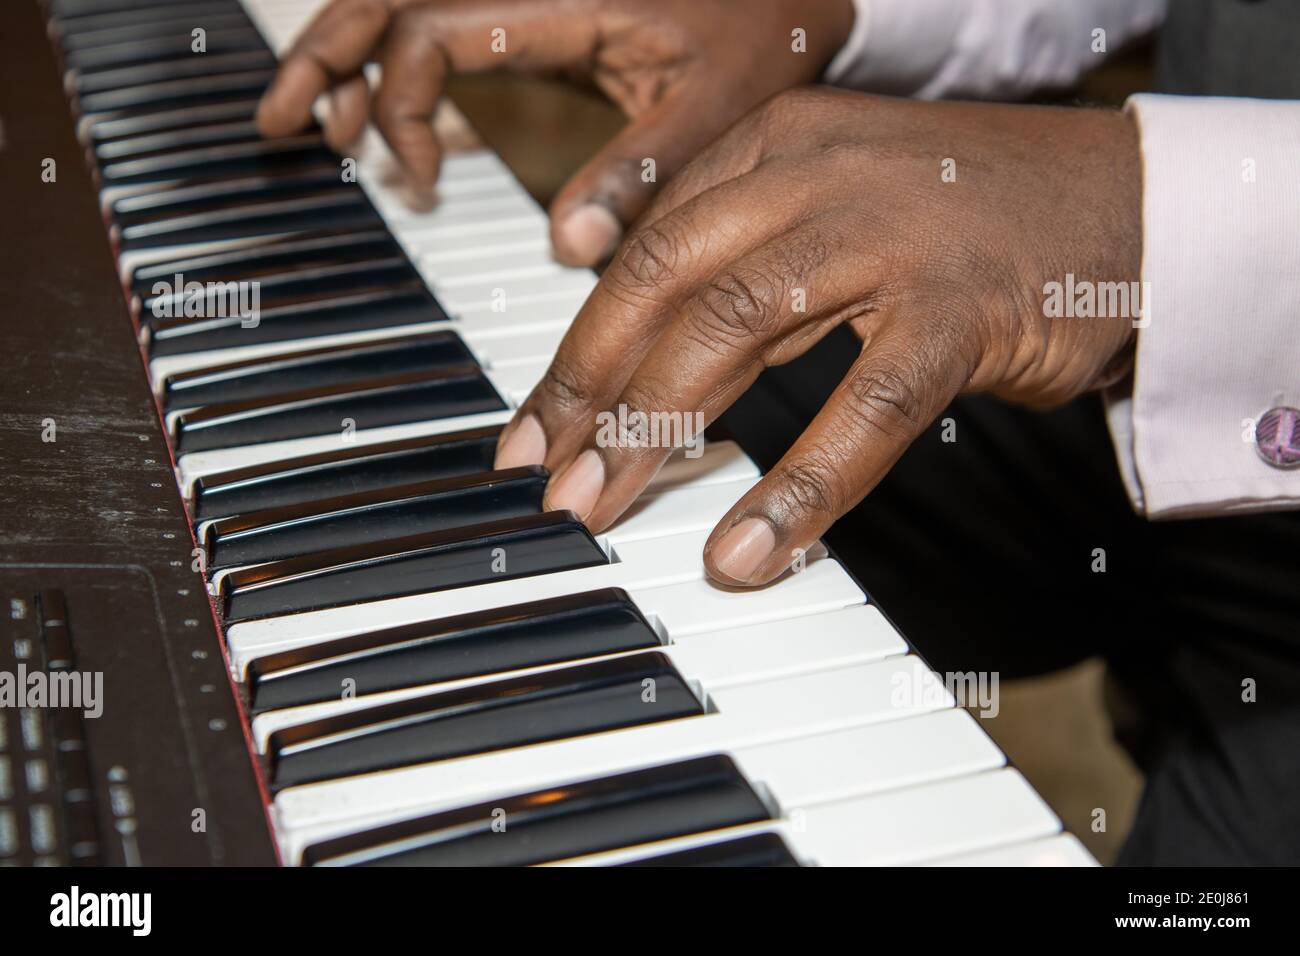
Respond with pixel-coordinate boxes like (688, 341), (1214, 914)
(37, 0), (1095, 867)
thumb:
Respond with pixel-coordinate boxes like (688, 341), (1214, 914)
(547, 88), (733, 266)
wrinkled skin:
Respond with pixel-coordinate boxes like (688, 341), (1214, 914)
(256, 0), (853, 263)
(492, 89), (1143, 585)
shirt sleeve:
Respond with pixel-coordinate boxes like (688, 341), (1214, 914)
(1103, 94), (1300, 518)
(824, 0), (1166, 100)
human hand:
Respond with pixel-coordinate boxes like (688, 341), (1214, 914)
(255, 0), (853, 265)
(493, 88), (1144, 585)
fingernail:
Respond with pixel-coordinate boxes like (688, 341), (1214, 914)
(559, 204), (622, 264)
(546, 449), (605, 520)
(495, 414), (547, 469)
(710, 517), (776, 582)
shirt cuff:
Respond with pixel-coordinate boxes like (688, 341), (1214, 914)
(1105, 94), (1300, 518)
(823, 0), (962, 96)
(825, 0), (1165, 100)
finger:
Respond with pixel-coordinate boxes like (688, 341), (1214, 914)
(548, 81), (761, 267)
(371, 13), (449, 199)
(323, 75), (371, 151)
(256, 0), (392, 137)
(547, 220), (867, 530)
(494, 161), (811, 472)
(703, 310), (976, 586)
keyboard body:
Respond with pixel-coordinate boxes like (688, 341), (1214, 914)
(0, 0), (1094, 867)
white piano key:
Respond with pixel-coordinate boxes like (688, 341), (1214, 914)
(249, 602), (906, 750)
(922, 833), (1097, 867)
(380, 192), (541, 233)
(536, 709), (1012, 866)
(419, 228), (551, 267)
(274, 655), (954, 860)
(403, 217), (551, 261)
(789, 769), (1061, 866)
(419, 246), (563, 288)
(468, 325), (566, 369)
(224, 532), (839, 675)
(450, 291), (588, 334)
(416, 226), (553, 264)
(437, 270), (597, 313)
(485, 359), (548, 404)
(647, 440), (759, 489)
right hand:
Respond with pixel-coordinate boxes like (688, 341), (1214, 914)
(255, 0), (853, 265)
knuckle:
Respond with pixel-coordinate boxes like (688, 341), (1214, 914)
(613, 225), (683, 290)
(772, 450), (846, 519)
(538, 353), (597, 413)
(688, 269), (782, 344)
(756, 89), (821, 141)
(843, 357), (926, 438)
(617, 377), (671, 422)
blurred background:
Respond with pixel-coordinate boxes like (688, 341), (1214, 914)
(447, 39), (1157, 864)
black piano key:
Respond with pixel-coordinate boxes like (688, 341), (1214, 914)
(64, 29), (266, 73)
(72, 50), (275, 95)
(118, 189), (376, 249)
(77, 68), (275, 118)
(61, 11), (253, 52)
(172, 366), (504, 454)
(87, 98), (259, 144)
(162, 331), (470, 409)
(96, 119), (262, 163)
(145, 257), (416, 325)
(147, 286), (443, 357)
(190, 426), (503, 521)
(205, 466), (548, 570)
(130, 229), (399, 296)
(220, 510), (607, 623)
(301, 754), (765, 866)
(269, 652), (701, 791)
(618, 833), (801, 867)
(249, 587), (660, 711)
(99, 134), (333, 186)
(50, 0), (232, 21)
(111, 163), (342, 226)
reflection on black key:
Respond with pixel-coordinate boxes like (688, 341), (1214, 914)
(302, 755), (767, 866)
(205, 466), (548, 570)
(222, 510), (607, 623)
(100, 134), (332, 186)
(118, 190), (375, 249)
(96, 119), (262, 163)
(114, 166), (345, 233)
(77, 68), (275, 117)
(72, 50), (275, 96)
(191, 427), (502, 521)
(62, 12), (253, 54)
(249, 587), (659, 711)
(50, 0), (223, 21)
(147, 286), (441, 357)
(88, 98), (259, 145)
(172, 366), (504, 454)
(270, 652), (701, 792)
(143, 258), (415, 325)
(618, 833), (801, 867)
(163, 332), (470, 409)
(130, 229), (398, 296)
(66, 31), (267, 75)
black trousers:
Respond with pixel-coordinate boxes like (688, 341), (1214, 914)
(720, 326), (1300, 866)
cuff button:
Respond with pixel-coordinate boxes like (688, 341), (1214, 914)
(1256, 406), (1300, 469)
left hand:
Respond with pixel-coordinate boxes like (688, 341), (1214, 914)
(494, 88), (1144, 586)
